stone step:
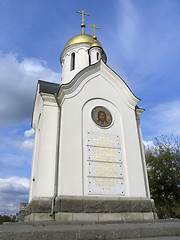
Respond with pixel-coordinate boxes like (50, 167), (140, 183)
(118, 238), (180, 240)
(0, 220), (179, 240)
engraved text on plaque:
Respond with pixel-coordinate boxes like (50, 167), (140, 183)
(87, 132), (124, 195)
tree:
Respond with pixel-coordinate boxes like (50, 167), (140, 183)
(145, 135), (180, 219)
(12, 215), (16, 222)
(0, 215), (11, 224)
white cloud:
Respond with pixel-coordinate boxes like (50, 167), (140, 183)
(0, 51), (60, 128)
(151, 99), (180, 135)
(0, 177), (30, 215)
(0, 127), (35, 156)
(17, 138), (34, 152)
(24, 128), (35, 138)
(20, 58), (46, 73)
(0, 127), (34, 179)
(143, 140), (155, 148)
(0, 176), (30, 192)
(16, 129), (35, 152)
(117, 0), (139, 59)
(143, 99), (180, 138)
(143, 140), (155, 153)
(13, 128), (35, 153)
(115, 0), (180, 92)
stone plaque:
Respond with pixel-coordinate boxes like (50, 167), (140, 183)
(87, 132), (124, 195)
(88, 177), (124, 195)
(87, 132), (120, 148)
(87, 146), (121, 163)
(88, 162), (123, 178)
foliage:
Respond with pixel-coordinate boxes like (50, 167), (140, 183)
(0, 215), (17, 224)
(12, 215), (16, 222)
(145, 135), (180, 219)
(0, 215), (12, 225)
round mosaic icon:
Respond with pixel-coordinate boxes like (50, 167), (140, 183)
(91, 106), (112, 127)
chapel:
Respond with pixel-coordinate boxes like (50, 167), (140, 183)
(25, 11), (156, 222)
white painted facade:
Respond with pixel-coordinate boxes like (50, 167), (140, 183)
(29, 89), (58, 200)
(29, 35), (150, 203)
(60, 43), (90, 84)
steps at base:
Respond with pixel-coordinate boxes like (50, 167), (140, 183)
(0, 220), (179, 240)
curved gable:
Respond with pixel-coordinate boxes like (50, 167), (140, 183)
(58, 60), (140, 109)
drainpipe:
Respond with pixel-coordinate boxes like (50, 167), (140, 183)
(50, 93), (61, 217)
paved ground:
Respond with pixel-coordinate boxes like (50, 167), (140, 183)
(120, 238), (180, 240)
(0, 220), (180, 240)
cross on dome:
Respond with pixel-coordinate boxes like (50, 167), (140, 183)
(76, 10), (89, 34)
(89, 24), (99, 40)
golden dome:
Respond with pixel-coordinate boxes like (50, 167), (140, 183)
(64, 34), (102, 49)
(90, 41), (102, 48)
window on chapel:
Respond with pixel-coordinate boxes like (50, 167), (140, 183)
(71, 52), (75, 70)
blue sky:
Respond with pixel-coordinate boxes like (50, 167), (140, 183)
(0, 0), (180, 215)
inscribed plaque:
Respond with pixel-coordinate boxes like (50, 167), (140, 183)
(87, 146), (121, 163)
(87, 132), (120, 148)
(88, 162), (123, 178)
(88, 177), (124, 195)
(87, 132), (124, 195)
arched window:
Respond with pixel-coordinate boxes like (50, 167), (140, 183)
(97, 52), (99, 61)
(71, 53), (75, 70)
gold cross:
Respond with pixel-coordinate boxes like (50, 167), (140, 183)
(76, 10), (89, 34)
(89, 24), (99, 40)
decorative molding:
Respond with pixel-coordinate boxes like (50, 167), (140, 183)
(58, 60), (141, 109)
(136, 107), (145, 120)
(60, 42), (91, 64)
(40, 93), (58, 107)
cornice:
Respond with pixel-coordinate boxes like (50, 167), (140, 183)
(58, 61), (101, 103)
(135, 107), (145, 120)
(32, 84), (58, 130)
(40, 93), (57, 107)
(99, 61), (141, 107)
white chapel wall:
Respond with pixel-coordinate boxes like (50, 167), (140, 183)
(29, 93), (59, 200)
(57, 66), (148, 198)
(82, 98), (126, 196)
(61, 43), (91, 84)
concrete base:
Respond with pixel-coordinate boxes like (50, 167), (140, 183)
(55, 212), (156, 222)
(25, 212), (156, 222)
(25, 196), (157, 222)
(25, 213), (54, 222)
